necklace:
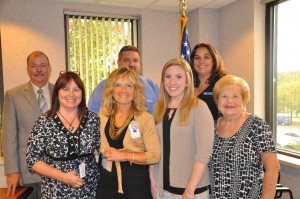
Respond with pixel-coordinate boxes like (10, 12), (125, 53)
(223, 130), (230, 136)
(58, 111), (78, 132)
(221, 122), (234, 137)
(109, 112), (134, 140)
(220, 114), (247, 137)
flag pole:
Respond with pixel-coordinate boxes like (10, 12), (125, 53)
(179, 0), (191, 62)
(179, 0), (188, 58)
(179, 0), (186, 58)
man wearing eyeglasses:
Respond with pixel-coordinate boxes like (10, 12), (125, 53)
(88, 45), (159, 114)
(2, 51), (54, 198)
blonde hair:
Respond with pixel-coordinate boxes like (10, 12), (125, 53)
(154, 58), (198, 125)
(102, 67), (146, 116)
(213, 75), (251, 108)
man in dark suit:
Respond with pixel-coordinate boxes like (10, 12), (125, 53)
(2, 51), (54, 198)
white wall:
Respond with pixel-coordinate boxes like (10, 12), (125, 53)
(188, 0), (262, 114)
(188, 8), (219, 49)
(0, 0), (179, 90)
(1, 0), (299, 196)
(139, 9), (178, 84)
(218, 0), (255, 113)
(0, 0), (180, 187)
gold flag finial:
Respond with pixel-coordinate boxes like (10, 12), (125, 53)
(180, 0), (187, 17)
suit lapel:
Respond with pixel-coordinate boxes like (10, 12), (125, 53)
(23, 81), (42, 114)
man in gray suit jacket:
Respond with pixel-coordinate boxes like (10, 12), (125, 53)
(2, 51), (54, 198)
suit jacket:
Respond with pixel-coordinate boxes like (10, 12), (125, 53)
(2, 81), (54, 184)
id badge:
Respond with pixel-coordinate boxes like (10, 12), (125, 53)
(79, 162), (86, 178)
(74, 160), (86, 178)
(129, 120), (141, 139)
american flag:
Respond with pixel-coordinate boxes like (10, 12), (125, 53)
(180, 16), (191, 62)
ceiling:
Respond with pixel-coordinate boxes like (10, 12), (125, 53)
(57, 0), (238, 11)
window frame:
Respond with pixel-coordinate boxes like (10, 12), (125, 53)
(64, 11), (139, 101)
(265, 0), (300, 158)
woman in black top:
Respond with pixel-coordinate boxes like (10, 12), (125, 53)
(190, 42), (227, 120)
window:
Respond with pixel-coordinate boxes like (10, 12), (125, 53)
(64, 12), (138, 101)
(266, 0), (300, 156)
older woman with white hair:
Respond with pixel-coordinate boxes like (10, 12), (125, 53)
(209, 75), (280, 199)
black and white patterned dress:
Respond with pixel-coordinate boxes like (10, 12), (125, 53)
(26, 110), (100, 199)
(208, 114), (276, 199)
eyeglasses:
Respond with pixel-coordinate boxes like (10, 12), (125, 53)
(59, 70), (80, 76)
(28, 64), (49, 70)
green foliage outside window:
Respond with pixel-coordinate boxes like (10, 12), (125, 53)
(66, 14), (138, 101)
(277, 71), (300, 117)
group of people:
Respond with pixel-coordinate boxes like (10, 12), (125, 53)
(2, 43), (279, 199)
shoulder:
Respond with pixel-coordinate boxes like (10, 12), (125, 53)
(194, 98), (208, 109)
(190, 99), (212, 116)
(34, 115), (51, 126)
(98, 79), (108, 87)
(91, 79), (108, 92)
(6, 82), (29, 94)
(244, 114), (272, 136)
(210, 74), (223, 84)
(87, 110), (99, 118)
(139, 76), (158, 87)
(135, 111), (154, 121)
(249, 114), (268, 124)
(98, 108), (109, 122)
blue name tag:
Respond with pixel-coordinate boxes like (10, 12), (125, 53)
(203, 92), (213, 95)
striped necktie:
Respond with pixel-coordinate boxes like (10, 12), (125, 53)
(37, 88), (48, 113)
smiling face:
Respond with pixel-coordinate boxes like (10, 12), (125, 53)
(58, 79), (82, 111)
(193, 47), (213, 78)
(217, 84), (245, 117)
(27, 54), (51, 88)
(117, 51), (141, 75)
(164, 65), (187, 101)
(113, 77), (135, 108)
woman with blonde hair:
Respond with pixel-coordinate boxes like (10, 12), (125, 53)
(209, 75), (279, 198)
(153, 58), (214, 199)
(96, 66), (160, 199)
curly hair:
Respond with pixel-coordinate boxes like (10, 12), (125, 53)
(102, 67), (146, 116)
(190, 42), (227, 87)
(213, 75), (250, 110)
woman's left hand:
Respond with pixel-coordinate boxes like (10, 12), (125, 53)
(103, 147), (125, 161)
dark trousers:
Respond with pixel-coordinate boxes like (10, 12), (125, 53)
(24, 182), (41, 199)
(96, 172), (152, 199)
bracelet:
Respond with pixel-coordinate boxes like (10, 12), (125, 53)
(184, 191), (193, 199)
(130, 152), (134, 166)
(132, 152), (135, 162)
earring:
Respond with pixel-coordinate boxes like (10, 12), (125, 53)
(111, 96), (115, 103)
